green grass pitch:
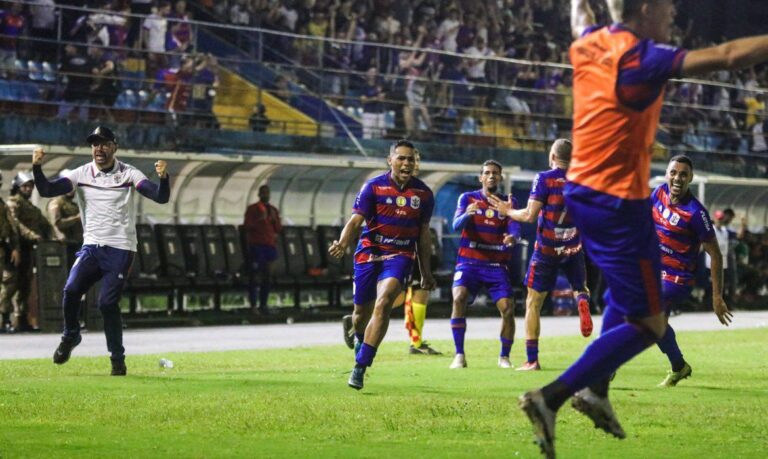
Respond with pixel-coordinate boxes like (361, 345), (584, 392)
(1, 328), (766, 458)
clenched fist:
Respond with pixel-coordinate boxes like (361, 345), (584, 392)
(155, 160), (168, 178)
(32, 147), (45, 165)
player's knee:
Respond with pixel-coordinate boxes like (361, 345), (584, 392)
(98, 302), (120, 315)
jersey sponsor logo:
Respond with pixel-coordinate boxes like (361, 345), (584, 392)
(396, 196), (407, 207)
(701, 210), (712, 232)
(113, 174), (123, 183)
(554, 227), (578, 241)
(410, 196), (421, 209)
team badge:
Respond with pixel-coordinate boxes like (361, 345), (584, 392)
(485, 209), (495, 218)
(113, 174), (122, 183)
(410, 196), (421, 209)
(662, 208), (670, 220)
(669, 213), (680, 226)
(396, 196), (407, 207)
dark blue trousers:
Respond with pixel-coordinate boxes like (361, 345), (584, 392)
(62, 245), (134, 362)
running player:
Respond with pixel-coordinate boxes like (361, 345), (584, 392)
(449, 160), (520, 369)
(489, 139), (593, 373)
(652, 155), (730, 387)
(31, 126), (170, 376)
(519, 1), (752, 456)
(329, 140), (435, 390)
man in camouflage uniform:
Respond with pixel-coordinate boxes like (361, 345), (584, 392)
(0, 173), (21, 333)
(1, 172), (53, 331)
(47, 174), (83, 267)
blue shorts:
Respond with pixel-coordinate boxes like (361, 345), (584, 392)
(662, 280), (692, 313)
(525, 250), (586, 293)
(353, 256), (413, 305)
(249, 244), (278, 272)
(452, 264), (513, 304)
(65, 245), (134, 306)
(564, 183), (662, 319)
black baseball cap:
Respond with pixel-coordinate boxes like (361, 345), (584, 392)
(86, 126), (117, 144)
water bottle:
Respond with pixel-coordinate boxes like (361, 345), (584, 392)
(159, 358), (174, 369)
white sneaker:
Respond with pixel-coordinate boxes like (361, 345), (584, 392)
(519, 390), (557, 459)
(498, 356), (513, 368)
(449, 353), (467, 369)
(571, 388), (626, 439)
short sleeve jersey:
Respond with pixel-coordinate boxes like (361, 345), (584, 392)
(454, 190), (520, 266)
(530, 168), (582, 258)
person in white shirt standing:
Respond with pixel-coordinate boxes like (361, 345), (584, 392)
(706, 210), (731, 303)
(32, 126), (170, 376)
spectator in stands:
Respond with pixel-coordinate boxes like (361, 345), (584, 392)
(143, 1), (172, 81)
(190, 53), (219, 128)
(128, 0), (155, 47)
(464, 36), (495, 109)
(57, 44), (94, 121)
(361, 66), (387, 139)
(244, 184), (283, 314)
(249, 103), (270, 132)
(436, 7), (460, 53)
(0, 2), (26, 79)
(89, 44), (120, 116)
(168, 1), (194, 67)
(399, 28), (431, 138)
(751, 113), (767, 154)
(29, 0), (57, 63)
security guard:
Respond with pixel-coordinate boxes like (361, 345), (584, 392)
(47, 170), (83, 244)
(1, 171), (53, 331)
(0, 173), (21, 333)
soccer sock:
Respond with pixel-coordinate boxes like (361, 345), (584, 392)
(500, 336), (513, 357)
(544, 322), (659, 411)
(355, 343), (378, 367)
(62, 288), (82, 338)
(526, 339), (539, 363)
(451, 318), (466, 355)
(657, 323), (685, 372)
(410, 301), (427, 347)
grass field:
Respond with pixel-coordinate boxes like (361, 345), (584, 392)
(1, 328), (767, 458)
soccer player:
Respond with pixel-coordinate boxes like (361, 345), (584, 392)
(489, 139), (593, 372)
(518, 1), (756, 456)
(652, 155), (731, 387)
(329, 140), (435, 390)
(32, 126), (170, 376)
(449, 160), (520, 369)
(342, 149), (441, 356)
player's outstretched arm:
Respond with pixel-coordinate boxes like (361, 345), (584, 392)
(136, 160), (170, 204)
(571, 0), (597, 39)
(702, 238), (733, 326)
(329, 213), (364, 259)
(682, 35), (768, 77)
(31, 148), (74, 198)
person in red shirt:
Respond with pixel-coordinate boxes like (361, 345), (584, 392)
(244, 185), (282, 313)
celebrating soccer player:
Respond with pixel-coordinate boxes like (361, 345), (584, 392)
(449, 160), (520, 370)
(652, 155), (732, 387)
(490, 139), (593, 372)
(518, 1), (760, 456)
(32, 126), (170, 376)
(329, 140), (435, 390)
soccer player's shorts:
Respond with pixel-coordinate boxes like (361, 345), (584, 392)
(661, 280), (692, 313)
(525, 250), (586, 293)
(564, 184), (662, 319)
(353, 256), (413, 305)
(248, 244), (278, 272)
(452, 264), (513, 304)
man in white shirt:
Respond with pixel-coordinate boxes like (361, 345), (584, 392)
(32, 126), (170, 376)
(706, 210), (730, 304)
(143, 1), (171, 53)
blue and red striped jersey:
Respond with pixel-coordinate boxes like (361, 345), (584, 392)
(652, 184), (715, 283)
(453, 190), (521, 266)
(353, 172), (434, 263)
(530, 167), (582, 258)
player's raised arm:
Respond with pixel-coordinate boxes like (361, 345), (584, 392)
(682, 34), (768, 77)
(701, 238), (733, 326)
(571, 0), (597, 39)
(136, 160), (170, 204)
(31, 147), (74, 198)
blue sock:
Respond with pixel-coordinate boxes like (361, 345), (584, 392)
(451, 318), (466, 354)
(355, 343), (377, 367)
(526, 339), (539, 363)
(354, 332), (364, 344)
(558, 322), (658, 393)
(657, 324), (685, 371)
(500, 337), (512, 357)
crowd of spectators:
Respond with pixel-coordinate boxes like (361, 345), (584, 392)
(0, 0), (219, 126)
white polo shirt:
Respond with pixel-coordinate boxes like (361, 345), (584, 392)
(64, 160), (150, 251)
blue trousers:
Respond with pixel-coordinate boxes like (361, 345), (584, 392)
(62, 245), (134, 362)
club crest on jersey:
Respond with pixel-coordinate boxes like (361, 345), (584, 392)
(485, 209), (495, 218)
(396, 196), (407, 207)
(669, 213), (680, 226)
(662, 208), (671, 220)
(410, 196), (421, 209)
(113, 174), (122, 183)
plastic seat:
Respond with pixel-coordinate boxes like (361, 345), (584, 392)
(27, 61), (43, 81)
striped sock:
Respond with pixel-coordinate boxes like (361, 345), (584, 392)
(451, 318), (466, 355)
(500, 337), (513, 357)
(526, 339), (539, 363)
